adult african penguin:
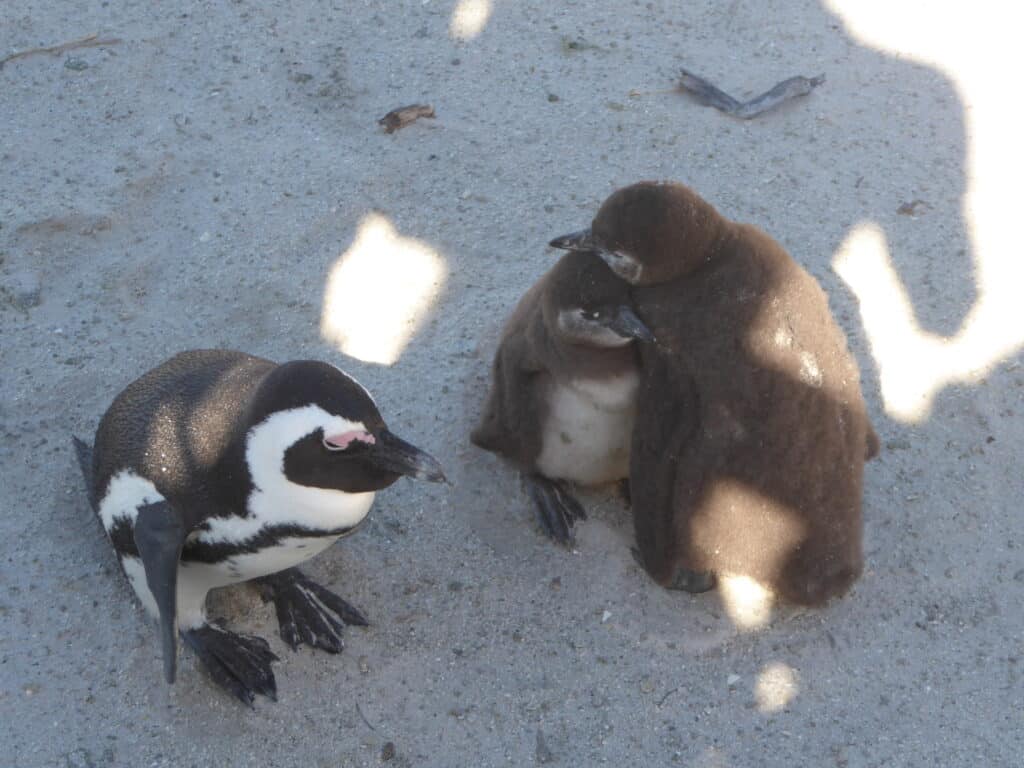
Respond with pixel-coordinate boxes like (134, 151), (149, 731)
(472, 251), (654, 545)
(552, 181), (879, 606)
(74, 349), (445, 703)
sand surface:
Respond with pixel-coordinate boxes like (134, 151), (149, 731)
(2, 1), (1022, 766)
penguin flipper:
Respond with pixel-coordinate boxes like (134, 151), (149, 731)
(133, 500), (187, 684)
(257, 567), (367, 654)
(471, 332), (544, 463)
(72, 436), (97, 511)
(629, 352), (705, 585)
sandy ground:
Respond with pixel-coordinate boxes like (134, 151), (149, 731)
(2, 1), (1022, 766)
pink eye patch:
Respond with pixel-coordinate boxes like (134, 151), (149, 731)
(323, 430), (376, 450)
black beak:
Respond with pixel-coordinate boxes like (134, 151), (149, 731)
(606, 306), (656, 343)
(366, 430), (446, 483)
(549, 228), (595, 252)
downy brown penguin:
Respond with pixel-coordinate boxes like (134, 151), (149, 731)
(551, 181), (879, 606)
(471, 251), (654, 545)
(74, 349), (445, 703)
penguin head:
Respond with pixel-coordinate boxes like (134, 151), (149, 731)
(550, 181), (726, 286)
(545, 252), (655, 348)
(245, 361), (446, 495)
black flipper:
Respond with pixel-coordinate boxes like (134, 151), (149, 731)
(182, 623), (279, 705)
(523, 474), (587, 547)
(72, 436), (97, 510)
(257, 568), (368, 654)
(134, 500), (187, 684)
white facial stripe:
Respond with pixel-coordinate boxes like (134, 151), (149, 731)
(246, 404), (365, 491)
(198, 404), (380, 541)
(97, 471), (165, 531)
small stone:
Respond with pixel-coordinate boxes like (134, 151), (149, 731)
(1013, 569), (1024, 583)
(198, 231), (212, 243)
(451, 57), (461, 66)
(4, 269), (42, 309)
(358, 655), (370, 674)
(639, 677), (655, 694)
(64, 58), (88, 71)
(727, 674), (741, 687)
(289, 72), (313, 83)
(547, 93), (560, 103)
(535, 730), (554, 764)
(600, 610), (611, 623)
(381, 742), (396, 761)
(885, 438), (911, 451)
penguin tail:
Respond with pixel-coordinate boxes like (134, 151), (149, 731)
(72, 435), (98, 511)
(469, 423), (499, 453)
(865, 422), (881, 461)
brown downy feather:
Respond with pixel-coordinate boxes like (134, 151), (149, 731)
(591, 182), (877, 606)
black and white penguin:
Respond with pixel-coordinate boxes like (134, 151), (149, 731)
(551, 181), (879, 606)
(73, 349), (445, 703)
(471, 251), (654, 545)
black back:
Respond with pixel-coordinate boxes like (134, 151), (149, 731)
(91, 350), (277, 529)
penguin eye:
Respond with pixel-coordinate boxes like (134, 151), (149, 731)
(322, 430), (376, 452)
(583, 309), (603, 321)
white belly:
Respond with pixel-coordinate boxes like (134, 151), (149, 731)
(535, 373), (639, 486)
(121, 534), (345, 629)
(97, 469), (373, 630)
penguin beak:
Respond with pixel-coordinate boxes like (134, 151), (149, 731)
(549, 228), (595, 252)
(606, 306), (656, 343)
(366, 430), (447, 483)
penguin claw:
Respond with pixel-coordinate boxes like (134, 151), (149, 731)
(523, 475), (586, 548)
(182, 623), (279, 705)
(258, 568), (367, 655)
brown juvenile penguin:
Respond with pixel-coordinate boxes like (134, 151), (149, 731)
(551, 181), (879, 606)
(471, 251), (654, 545)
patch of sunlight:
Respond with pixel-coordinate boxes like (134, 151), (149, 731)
(321, 213), (446, 366)
(828, 2), (1024, 422)
(718, 573), (775, 631)
(755, 662), (800, 713)
(449, 0), (492, 41)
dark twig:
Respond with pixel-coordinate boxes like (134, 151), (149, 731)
(677, 68), (825, 119)
(378, 104), (435, 134)
(356, 701), (378, 732)
(0, 33), (122, 70)
(657, 686), (681, 708)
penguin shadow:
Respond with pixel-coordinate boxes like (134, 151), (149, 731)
(685, 1), (974, 343)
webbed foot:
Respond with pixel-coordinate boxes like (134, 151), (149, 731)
(257, 567), (368, 654)
(523, 474), (587, 547)
(181, 622), (278, 705)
